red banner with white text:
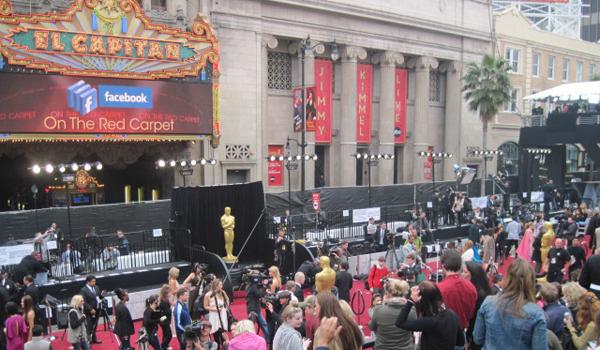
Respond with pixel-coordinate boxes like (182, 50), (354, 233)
(356, 64), (372, 144)
(394, 69), (408, 145)
(314, 60), (333, 143)
(267, 145), (283, 187)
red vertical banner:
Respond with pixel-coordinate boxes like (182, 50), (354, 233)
(394, 68), (408, 144)
(314, 59), (333, 143)
(357, 64), (372, 144)
(293, 87), (316, 132)
(423, 146), (433, 180)
(267, 145), (283, 187)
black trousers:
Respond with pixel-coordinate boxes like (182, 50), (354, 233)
(86, 312), (99, 342)
(160, 322), (172, 350)
(118, 335), (131, 350)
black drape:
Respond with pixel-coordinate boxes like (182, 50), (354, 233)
(170, 182), (266, 262)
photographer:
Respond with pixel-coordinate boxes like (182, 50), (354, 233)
(182, 321), (217, 350)
(398, 253), (422, 286)
(266, 291), (293, 344)
(246, 275), (270, 341)
(79, 275), (104, 344)
(67, 295), (89, 350)
(142, 295), (162, 350)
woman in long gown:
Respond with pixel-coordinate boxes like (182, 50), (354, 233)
(5, 301), (28, 350)
(516, 222), (534, 262)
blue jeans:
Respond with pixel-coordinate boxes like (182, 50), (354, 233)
(252, 311), (270, 341)
(72, 340), (90, 350)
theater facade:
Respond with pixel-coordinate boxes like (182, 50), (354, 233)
(0, 0), (219, 210)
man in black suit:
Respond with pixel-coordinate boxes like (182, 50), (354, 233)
(335, 262), (353, 302)
(22, 275), (40, 305)
(374, 222), (388, 251)
(0, 269), (17, 300)
(79, 275), (103, 344)
(293, 272), (305, 302)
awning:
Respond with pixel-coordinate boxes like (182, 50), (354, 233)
(523, 81), (600, 104)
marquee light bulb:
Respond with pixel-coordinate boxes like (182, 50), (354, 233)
(45, 164), (54, 173)
(157, 160), (166, 168)
(32, 165), (41, 174)
(71, 163), (79, 171)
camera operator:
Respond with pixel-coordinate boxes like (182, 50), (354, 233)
(398, 253), (422, 286)
(79, 275), (104, 344)
(246, 275), (270, 341)
(265, 290), (293, 344)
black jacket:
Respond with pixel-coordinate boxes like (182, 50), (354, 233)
(580, 255), (600, 298)
(246, 283), (266, 314)
(24, 283), (40, 305)
(374, 228), (387, 246)
(12, 255), (47, 284)
(335, 270), (353, 302)
(293, 283), (304, 302)
(0, 278), (16, 297)
(114, 301), (134, 337)
(396, 302), (465, 350)
(143, 308), (161, 334)
(79, 284), (101, 315)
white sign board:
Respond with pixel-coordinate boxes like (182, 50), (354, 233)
(0, 244), (35, 266)
(469, 196), (488, 209)
(352, 207), (381, 223)
(531, 191), (545, 203)
(152, 229), (163, 237)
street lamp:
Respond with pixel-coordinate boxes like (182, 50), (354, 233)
(353, 153), (395, 207)
(298, 36), (339, 192)
(469, 149), (503, 195)
(418, 150), (453, 194)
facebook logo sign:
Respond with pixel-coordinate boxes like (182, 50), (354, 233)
(67, 80), (98, 116)
(67, 81), (153, 116)
(98, 85), (153, 109)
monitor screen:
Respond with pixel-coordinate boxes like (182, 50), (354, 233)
(71, 193), (92, 206)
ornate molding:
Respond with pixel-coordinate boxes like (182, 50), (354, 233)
(406, 56), (439, 71)
(288, 40), (325, 56)
(341, 45), (367, 62)
(439, 61), (462, 73)
(371, 51), (404, 67)
(262, 34), (279, 50)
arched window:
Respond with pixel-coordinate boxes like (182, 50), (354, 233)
(497, 142), (519, 177)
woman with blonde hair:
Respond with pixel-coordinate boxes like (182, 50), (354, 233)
(473, 258), (547, 349)
(369, 279), (415, 350)
(268, 266), (282, 294)
(204, 278), (230, 347)
(462, 240), (475, 262)
(168, 267), (180, 297)
(562, 282), (588, 319)
(565, 292), (600, 349)
(316, 292), (362, 350)
(272, 305), (308, 350)
(67, 295), (89, 350)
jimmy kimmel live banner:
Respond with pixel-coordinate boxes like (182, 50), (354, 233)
(394, 69), (408, 145)
(357, 64), (372, 144)
(267, 145), (284, 187)
(314, 59), (333, 144)
(0, 72), (212, 135)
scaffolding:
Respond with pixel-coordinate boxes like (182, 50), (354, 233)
(493, 0), (587, 38)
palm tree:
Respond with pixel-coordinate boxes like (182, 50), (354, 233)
(463, 54), (512, 195)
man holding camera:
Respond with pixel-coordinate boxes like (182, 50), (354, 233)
(246, 276), (270, 341)
(265, 290), (292, 344)
(79, 275), (103, 344)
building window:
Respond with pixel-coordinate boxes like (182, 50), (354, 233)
(267, 52), (292, 90)
(503, 88), (519, 113)
(576, 61), (584, 82)
(429, 71), (441, 102)
(497, 141), (519, 177)
(532, 52), (540, 77)
(563, 58), (570, 82)
(504, 48), (520, 73)
(151, 0), (166, 9)
(591, 64), (597, 80)
(548, 56), (556, 80)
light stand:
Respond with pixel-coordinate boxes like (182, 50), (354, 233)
(470, 149), (503, 196)
(31, 184), (39, 231)
(418, 150), (453, 194)
(353, 153), (394, 207)
(157, 158), (218, 187)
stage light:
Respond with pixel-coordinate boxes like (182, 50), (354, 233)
(45, 164), (54, 173)
(286, 156), (293, 162)
(269, 155), (276, 161)
(169, 160), (176, 167)
(71, 163), (79, 171)
(295, 155), (302, 161)
(390, 154), (395, 159)
(312, 155), (318, 160)
(157, 160), (166, 168)
(200, 159), (207, 165)
(32, 165), (41, 174)
(210, 159), (217, 165)
(363, 153), (369, 159)
(355, 154), (362, 159)
(377, 154), (382, 159)
(278, 156), (285, 161)
(383, 154), (389, 159)
(58, 165), (66, 173)
(84, 163), (91, 171)
(180, 160), (187, 167)
(190, 160), (197, 166)
(95, 162), (103, 170)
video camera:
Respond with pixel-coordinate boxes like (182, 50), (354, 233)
(183, 325), (198, 342)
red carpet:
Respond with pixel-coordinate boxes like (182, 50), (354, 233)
(50, 258), (514, 349)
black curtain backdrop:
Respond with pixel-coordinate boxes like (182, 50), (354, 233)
(170, 182), (267, 262)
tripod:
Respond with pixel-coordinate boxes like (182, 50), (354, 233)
(384, 235), (401, 271)
(98, 304), (116, 345)
(433, 239), (442, 283)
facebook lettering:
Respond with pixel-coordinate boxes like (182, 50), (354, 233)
(67, 81), (153, 116)
(98, 85), (153, 109)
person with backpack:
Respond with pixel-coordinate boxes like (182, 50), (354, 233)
(66, 295), (88, 350)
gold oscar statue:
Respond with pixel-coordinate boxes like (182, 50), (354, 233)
(315, 256), (335, 293)
(540, 221), (555, 266)
(221, 207), (237, 262)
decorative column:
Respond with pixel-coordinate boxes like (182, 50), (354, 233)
(440, 61), (462, 180)
(260, 35), (278, 186)
(407, 56), (438, 183)
(339, 46), (368, 187)
(372, 51), (404, 186)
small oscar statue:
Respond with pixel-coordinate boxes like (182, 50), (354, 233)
(221, 206), (237, 262)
